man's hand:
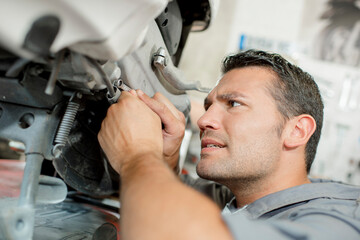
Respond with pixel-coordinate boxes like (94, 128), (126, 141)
(136, 90), (186, 172)
(97, 91), (163, 175)
(98, 90), (231, 240)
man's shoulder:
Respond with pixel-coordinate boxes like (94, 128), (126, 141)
(247, 179), (360, 220)
(223, 180), (360, 239)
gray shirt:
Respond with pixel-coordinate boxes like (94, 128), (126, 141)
(181, 176), (360, 239)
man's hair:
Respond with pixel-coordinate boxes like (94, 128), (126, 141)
(222, 49), (324, 173)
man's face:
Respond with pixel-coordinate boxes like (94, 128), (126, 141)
(196, 66), (285, 184)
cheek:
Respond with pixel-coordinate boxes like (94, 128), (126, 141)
(226, 114), (265, 137)
(226, 113), (281, 146)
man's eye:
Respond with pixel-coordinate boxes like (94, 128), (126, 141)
(229, 101), (241, 107)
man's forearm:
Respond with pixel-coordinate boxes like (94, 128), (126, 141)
(119, 154), (232, 240)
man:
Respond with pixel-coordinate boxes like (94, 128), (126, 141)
(98, 50), (360, 239)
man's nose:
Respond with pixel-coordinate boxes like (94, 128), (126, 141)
(197, 105), (221, 131)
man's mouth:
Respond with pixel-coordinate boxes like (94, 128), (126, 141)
(205, 144), (223, 148)
(201, 139), (226, 150)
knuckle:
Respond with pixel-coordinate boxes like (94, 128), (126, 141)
(98, 122), (106, 139)
(159, 103), (167, 114)
(107, 104), (117, 114)
(177, 111), (186, 123)
(97, 132), (103, 145)
(100, 119), (106, 130)
(153, 92), (162, 100)
(179, 123), (185, 133)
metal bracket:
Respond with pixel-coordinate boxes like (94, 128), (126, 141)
(153, 47), (211, 93)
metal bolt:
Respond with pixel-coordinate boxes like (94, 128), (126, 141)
(16, 219), (25, 231)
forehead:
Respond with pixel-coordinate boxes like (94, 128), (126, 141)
(207, 66), (277, 101)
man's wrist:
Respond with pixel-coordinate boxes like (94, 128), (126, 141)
(120, 152), (165, 180)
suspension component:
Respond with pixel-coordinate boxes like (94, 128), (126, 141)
(52, 95), (81, 158)
(153, 47), (211, 93)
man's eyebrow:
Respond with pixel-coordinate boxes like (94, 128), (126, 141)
(218, 92), (248, 100)
(203, 92), (248, 109)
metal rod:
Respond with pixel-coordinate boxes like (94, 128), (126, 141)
(86, 57), (115, 97)
(45, 49), (65, 95)
(18, 153), (44, 206)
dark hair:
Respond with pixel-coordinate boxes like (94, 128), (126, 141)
(222, 49), (324, 173)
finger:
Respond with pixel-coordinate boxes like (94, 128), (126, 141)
(136, 90), (182, 134)
(116, 90), (140, 104)
(119, 90), (134, 99)
(152, 92), (184, 122)
(129, 89), (137, 96)
(138, 90), (185, 122)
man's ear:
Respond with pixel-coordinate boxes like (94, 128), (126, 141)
(284, 114), (316, 149)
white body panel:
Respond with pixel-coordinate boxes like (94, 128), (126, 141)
(0, 0), (168, 60)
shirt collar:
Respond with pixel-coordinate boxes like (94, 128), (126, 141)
(222, 197), (247, 215)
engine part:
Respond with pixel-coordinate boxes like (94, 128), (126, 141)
(153, 47), (211, 93)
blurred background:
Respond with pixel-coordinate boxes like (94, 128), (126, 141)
(179, 0), (360, 184)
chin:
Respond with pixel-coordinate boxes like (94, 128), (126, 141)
(196, 160), (220, 181)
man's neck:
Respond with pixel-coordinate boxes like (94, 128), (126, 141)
(226, 173), (311, 208)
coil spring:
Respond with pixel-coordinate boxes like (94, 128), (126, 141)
(55, 101), (80, 145)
